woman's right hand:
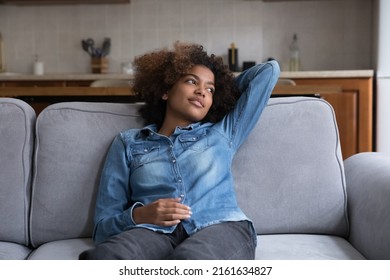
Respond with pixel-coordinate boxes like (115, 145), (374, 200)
(132, 198), (192, 226)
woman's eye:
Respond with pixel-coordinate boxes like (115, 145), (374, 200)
(186, 79), (196, 85)
(207, 88), (215, 94)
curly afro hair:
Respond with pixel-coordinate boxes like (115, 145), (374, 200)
(132, 41), (240, 127)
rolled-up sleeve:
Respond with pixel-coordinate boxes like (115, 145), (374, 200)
(218, 60), (280, 151)
(93, 135), (137, 244)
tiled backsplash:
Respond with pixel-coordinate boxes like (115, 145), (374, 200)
(0, 0), (373, 74)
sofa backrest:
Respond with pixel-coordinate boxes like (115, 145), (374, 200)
(0, 98), (35, 246)
(233, 97), (348, 237)
(29, 97), (349, 246)
(30, 102), (144, 247)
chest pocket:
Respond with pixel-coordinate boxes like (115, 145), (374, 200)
(178, 132), (209, 152)
(130, 143), (160, 169)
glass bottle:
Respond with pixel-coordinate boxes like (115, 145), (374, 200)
(289, 33), (300, 71)
(0, 32), (5, 72)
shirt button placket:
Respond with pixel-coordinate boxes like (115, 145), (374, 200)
(169, 142), (185, 201)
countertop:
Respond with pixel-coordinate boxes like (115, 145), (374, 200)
(0, 73), (132, 81)
(279, 69), (374, 79)
(0, 69), (374, 81)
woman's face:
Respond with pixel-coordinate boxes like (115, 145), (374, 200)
(163, 64), (215, 126)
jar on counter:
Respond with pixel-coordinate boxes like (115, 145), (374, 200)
(33, 55), (44, 76)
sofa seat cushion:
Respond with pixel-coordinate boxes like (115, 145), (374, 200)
(27, 238), (94, 260)
(0, 242), (32, 260)
(256, 234), (365, 260)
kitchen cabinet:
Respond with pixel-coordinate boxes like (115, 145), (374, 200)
(0, 0), (130, 5)
(0, 73), (135, 114)
(0, 73), (131, 88)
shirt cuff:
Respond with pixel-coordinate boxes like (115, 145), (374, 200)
(129, 202), (144, 225)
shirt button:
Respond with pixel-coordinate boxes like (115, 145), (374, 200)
(178, 179), (182, 183)
(192, 137), (196, 140)
(172, 159), (176, 163)
(144, 148), (148, 152)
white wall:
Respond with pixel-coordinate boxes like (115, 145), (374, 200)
(0, 0), (373, 74)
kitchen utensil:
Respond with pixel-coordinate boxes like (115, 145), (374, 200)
(81, 37), (110, 58)
(86, 38), (95, 56)
(81, 40), (91, 55)
(100, 38), (111, 57)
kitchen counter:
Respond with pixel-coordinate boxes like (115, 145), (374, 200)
(0, 73), (132, 81)
(0, 69), (374, 81)
(279, 69), (374, 79)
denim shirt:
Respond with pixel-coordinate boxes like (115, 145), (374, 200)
(93, 61), (280, 244)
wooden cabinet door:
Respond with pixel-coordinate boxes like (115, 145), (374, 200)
(1, 81), (65, 87)
(321, 91), (358, 159)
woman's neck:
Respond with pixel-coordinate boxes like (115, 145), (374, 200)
(158, 117), (192, 136)
(158, 125), (174, 137)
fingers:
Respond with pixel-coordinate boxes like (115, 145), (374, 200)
(150, 207), (191, 227)
(157, 198), (191, 212)
(153, 198), (192, 223)
(133, 197), (192, 226)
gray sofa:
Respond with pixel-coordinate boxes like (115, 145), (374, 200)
(1, 96), (389, 260)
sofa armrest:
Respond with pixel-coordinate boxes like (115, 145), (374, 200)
(344, 152), (390, 259)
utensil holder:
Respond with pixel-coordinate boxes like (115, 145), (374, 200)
(91, 57), (108, 74)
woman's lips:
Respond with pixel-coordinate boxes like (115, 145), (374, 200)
(188, 98), (204, 108)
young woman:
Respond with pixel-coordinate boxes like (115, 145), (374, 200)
(79, 42), (279, 260)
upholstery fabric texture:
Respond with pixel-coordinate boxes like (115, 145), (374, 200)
(234, 97), (348, 237)
(0, 98), (35, 246)
(256, 234), (365, 260)
(30, 102), (144, 247)
(345, 152), (390, 259)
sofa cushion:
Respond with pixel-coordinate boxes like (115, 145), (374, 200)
(234, 97), (349, 237)
(27, 238), (94, 260)
(30, 102), (144, 247)
(256, 234), (365, 260)
(0, 98), (35, 247)
(0, 241), (32, 260)
(345, 152), (390, 260)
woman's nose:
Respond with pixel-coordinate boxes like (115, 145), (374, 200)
(195, 87), (205, 96)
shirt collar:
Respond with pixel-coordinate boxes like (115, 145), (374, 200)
(141, 122), (202, 138)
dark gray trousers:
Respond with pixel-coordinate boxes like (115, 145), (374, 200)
(79, 221), (256, 260)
